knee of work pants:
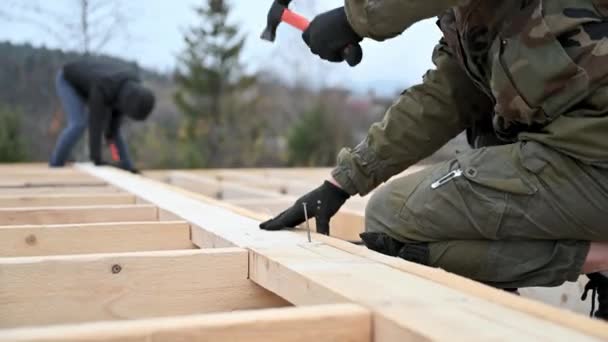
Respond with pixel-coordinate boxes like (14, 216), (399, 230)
(364, 167), (434, 243)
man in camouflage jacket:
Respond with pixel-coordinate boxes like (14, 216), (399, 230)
(261, 0), (608, 319)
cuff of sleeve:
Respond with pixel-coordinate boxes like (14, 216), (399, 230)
(331, 165), (359, 196)
(344, 0), (371, 39)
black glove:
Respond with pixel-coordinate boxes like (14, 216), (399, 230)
(302, 7), (363, 66)
(260, 181), (350, 235)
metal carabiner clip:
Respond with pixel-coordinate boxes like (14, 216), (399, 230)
(431, 169), (463, 190)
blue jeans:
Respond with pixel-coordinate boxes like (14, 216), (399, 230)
(50, 70), (133, 169)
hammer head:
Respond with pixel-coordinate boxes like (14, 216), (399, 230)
(261, 0), (292, 42)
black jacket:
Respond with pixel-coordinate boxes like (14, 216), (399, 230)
(63, 59), (140, 163)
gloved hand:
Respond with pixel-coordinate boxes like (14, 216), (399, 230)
(260, 181), (350, 235)
(302, 7), (363, 65)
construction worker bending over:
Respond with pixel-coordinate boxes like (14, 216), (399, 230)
(261, 0), (608, 320)
(50, 59), (155, 172)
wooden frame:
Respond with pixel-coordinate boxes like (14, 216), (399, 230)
(80, 165), (608, 341)
(0, 164), (605, 341)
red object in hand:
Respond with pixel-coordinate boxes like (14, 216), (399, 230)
(109, 143), (120, 162)
(281, 9), (310, 31)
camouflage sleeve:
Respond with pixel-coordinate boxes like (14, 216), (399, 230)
(345, 0), (464, 40)
(332, 40), (493, 196)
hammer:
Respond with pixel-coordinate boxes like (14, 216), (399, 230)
(261, 0), (363, 67)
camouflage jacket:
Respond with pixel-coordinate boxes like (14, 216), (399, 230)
(345, 0), (464, 40)
(334, 0), (608, 196)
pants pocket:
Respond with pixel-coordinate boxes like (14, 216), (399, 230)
(400, 144), (541, 241)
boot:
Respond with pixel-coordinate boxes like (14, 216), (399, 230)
(581, 273), (608, 320)
(360, 232), (429, 265)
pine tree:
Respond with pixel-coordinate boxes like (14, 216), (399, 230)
(173, 0), (250, 168)
(287, 106), (351, 167)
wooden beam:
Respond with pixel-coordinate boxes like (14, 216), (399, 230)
(0, 174), (105, 188)
(169, 172), (284, 200)
(0, 205), (158, 225)
(0, 249), (289, 328)
(0, 194), (136, 208)
(82, 165), (608, 340)
(0, 185), (120, 195)
(314, 234), (608, 340)
(0, 165), (89, 176)
(0, 304), (370, 342)
(0, 221), (194, 257)
(249, 244), (604, 341)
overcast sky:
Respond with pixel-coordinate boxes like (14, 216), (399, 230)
(0, 0), (442, 96)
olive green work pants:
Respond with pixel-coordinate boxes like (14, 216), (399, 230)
(365, 141), (608, 288)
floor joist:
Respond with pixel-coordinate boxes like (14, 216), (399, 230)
(0, 221), (194, 257)
(0, 204), (158, 225)
(0, 193), (136, 208)
(0, 185), (121, 195)
(0, 304), (370, 342)
(0, 248), (288, 328)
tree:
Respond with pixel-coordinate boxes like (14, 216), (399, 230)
(0, 106), (27, 162)
(287, 106), (352, 166)
(174, 0), (257, 168)
(6, 0), (131, 54)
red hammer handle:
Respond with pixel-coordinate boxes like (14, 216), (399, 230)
(281, 9), (309, 31)
(109, 142), (121, 162)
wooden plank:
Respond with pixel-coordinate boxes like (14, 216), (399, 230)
(0, 249), (289, 328)
(0, 221), (194, 257)
(249, 244), (603, 342)
(0, 174), (105, 187)
(0, 205), (158, 225)
(0, 170), (91, 178)
(0, 304), (370, 342)
(82, 165), (608, 341)
(314, 234), (608, 341)
(0, 185), (120, 195)
(169, 172), (284, 200)
(0, 163), (50, 171)
(0, 194), (136, 208)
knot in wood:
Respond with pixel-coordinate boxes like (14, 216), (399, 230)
(111, 264), (122, 274)
(25, 234), (37, 245)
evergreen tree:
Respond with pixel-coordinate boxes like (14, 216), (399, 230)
(0, 105), (27, 162)
(173, 0), (251, 168)
(287, 106), (351, 167)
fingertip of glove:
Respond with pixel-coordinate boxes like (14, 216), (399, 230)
(260, 220), (279, 231)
